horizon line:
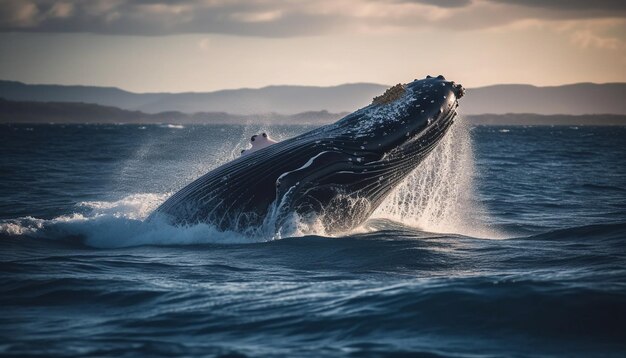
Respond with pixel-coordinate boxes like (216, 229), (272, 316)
(1, 79), (624, 95)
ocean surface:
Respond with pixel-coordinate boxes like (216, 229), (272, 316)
(1, 122), (625, 357)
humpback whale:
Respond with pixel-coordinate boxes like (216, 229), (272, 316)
(149, 75), (465, 233)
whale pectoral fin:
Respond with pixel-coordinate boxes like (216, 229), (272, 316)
(276, 151), (346, 185)
(274, 150), (353, 207)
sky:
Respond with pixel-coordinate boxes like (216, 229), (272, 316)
(0, 0), (624, 93)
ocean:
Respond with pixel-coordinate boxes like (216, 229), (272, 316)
(1, 122), (625, 357)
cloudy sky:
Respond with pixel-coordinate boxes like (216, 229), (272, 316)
(0, 0), (624, 92)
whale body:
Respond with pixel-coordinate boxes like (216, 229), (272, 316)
(149, 76), (465, 233)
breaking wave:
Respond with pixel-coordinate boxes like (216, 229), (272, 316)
(0, 194), (255, 248)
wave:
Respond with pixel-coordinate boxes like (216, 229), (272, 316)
(0, 190), (338, 248)
(160, 124), (184, 129)
(579, 183), (626, 192)
(2, 267), (624, 357)
(2, 188), (623, 251)
(0, 194), (254, 248)
(524, 222), (626, 243)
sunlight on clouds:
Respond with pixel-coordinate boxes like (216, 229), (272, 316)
(48, 2), (74, 19)
(83, 0), (124, 17)
(0, 0), (623, 90)
(0, 0), (623, 36)
(555, 19), (625, 51)
(231, 10), (283, 23)
(571, 30), (621, 50)
(0, 0), (39, 27)
(138, 3), (192, 16)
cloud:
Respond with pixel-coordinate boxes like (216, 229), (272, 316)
(0, 0), (40, 27)
(0, 0), (623, 37)
(398, 0), (472, 8)
(47, 2), (74, 19)
(571, 29), (621, 50)
(488, 0), (626, 12)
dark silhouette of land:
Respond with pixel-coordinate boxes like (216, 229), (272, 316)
(1, 80), (624, 116)
(0, 81), (385, 115)
(0, 98), (346, 124)
(2, 98), (625, 126)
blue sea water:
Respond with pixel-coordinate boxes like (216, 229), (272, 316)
(1, 123), (625, 357)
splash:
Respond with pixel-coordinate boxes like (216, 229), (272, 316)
(0, 193), (255, 248)
(0, 191), (312, 249)
(373, 117), (500, 238)
(0, 120), (500, 248)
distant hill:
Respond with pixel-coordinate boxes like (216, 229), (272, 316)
(1, 80), (624, 116)
(465, 113), (626, 126)
(1, 98), (624, 126)
(0, 81), (386, 115)
(0, 81), (166, 111)
(0, 98), (346, 124)
(464, 83), (626, 115)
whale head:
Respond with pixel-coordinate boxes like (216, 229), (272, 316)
(274, 75), (465, 231)
(334, 75), (464, 158)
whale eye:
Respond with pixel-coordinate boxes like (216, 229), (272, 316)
(251, 135), (256, 142)
(262, 133), (267, 138)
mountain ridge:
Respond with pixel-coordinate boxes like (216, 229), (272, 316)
(1, 80), (624, 115)
(2, 97), (625, 126)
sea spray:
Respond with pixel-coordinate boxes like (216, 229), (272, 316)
(374, 117), (499, 238)
(0, 193), (254, 248)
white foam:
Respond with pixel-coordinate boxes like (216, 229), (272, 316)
(373, 117), (503, 239)
(78, 193), (167, 220)
(0, 193), (255, 248)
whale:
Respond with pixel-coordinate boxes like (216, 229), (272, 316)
(149, 75), (465, 233)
